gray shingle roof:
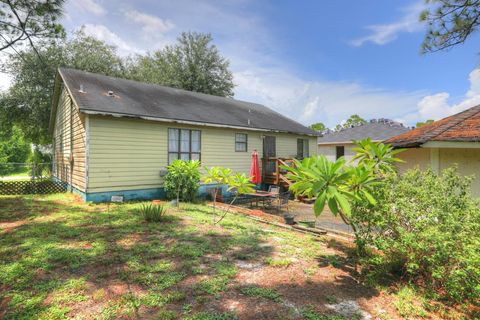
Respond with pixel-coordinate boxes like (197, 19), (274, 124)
(58, 68), (317, 136)
(317, 122), (410, 144)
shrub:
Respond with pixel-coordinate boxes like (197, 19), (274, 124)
(163, 160), (201, 205)
(362, 167), (480, 302)
(138, 203), (167, 222)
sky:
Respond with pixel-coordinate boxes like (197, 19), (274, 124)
(3, 0), (480, 128)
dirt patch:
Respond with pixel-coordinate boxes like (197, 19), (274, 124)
(0, 220), (28, 233)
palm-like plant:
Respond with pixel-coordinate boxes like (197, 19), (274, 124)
(203, 166), (233, 217)
(352, 138), (404, 174)
(215, 173), (255, 224)
(284, 155), (378, 235)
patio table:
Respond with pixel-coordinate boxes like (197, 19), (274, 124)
(245, 190), (277, 209)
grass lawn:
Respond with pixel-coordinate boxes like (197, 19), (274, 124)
(0, 194), (470, 319)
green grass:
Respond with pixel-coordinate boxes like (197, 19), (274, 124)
(0, 194), (293, 319)
(0, 193), (455, 319)
(238, 285), (281, 302)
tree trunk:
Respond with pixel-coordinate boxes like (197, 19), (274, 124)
(214, 194), (237, 225)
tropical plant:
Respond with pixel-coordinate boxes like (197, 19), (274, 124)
(284, 139), (403, 253)
(285, 156), (377, 236)
(202, 166), (254, 224)
(138, 203), (167, 222)
(214, 173), (255, 224)
(202, 166), (233, 217)
(351, 138), (404, 175)
(163, 160), (201, 206)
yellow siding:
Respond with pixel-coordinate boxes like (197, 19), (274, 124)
(53, 86), (87, 191)
(87, 116), (317, 193)
(396, 148), (431, 174)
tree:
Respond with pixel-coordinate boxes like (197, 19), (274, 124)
(202, 166), (254, 224)
(0, 0), (65, 54)
(420, 0), (480, 52)
(0, 125), (30, 176)
(309, 122), (326, 132)
(127, 31), (235, 97)
(1, 30), (127, 144)
(415, 119), (434, 127)
(334, 114), (366, 131)
(284, 139), (404, 254)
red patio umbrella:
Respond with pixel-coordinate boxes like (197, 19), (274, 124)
(250, 149), (261, 184)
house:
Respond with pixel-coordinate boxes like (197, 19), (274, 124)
(49, 68), (318, 202)
(317, 119), (410, 162)
(385, 105), (480, 196)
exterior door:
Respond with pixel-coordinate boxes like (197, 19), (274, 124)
(263, 136), (276, 177)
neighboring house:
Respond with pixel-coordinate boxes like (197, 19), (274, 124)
(50, 68), (318, 202)
(385, 105), (480, 196)
(317, 120), (410, 162)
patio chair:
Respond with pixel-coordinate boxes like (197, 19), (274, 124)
(276, 192), (290, 213)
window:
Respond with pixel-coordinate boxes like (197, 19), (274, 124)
(336, 146), (345, 160)
(235, 133), (248, 152)
(168, 128), (201, 163)
(297, 139), (309, 159)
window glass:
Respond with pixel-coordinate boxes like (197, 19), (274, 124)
(168, 128), (202, 163)
(180, 129), (190, 152)
(168, 128), (179, 152)
(191, 130), (201, 152)
(235, 133), (247, 152)
(336, 146), (345, 160)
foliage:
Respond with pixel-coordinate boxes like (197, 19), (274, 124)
(138, 203), (167, 222)
(361, 167), (480, 302)
(202, 166), (254, 224)
(0, 125), (30, 163)
(420, 0), (480, 52)
(239, 285), (281, 302)
(127, 31), (234, 97)
(415, 119), (434, 127)
(1, 30), (127, 144)
(352, 138), (404, 175)
(0, 125), (30, 175)
(309, 122), (326, 132)
(334, 114), (366, 132)
(284, 139), (403, 253)
(163, 160), (201, 205)
(0, 0), (65, 53)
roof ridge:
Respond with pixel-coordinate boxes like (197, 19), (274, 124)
(417, 105), (480, 144)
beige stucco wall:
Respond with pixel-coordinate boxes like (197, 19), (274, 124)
(87, 116), (317, 193)
(397, 147), (480, 197)
(396, 148), (431, 174)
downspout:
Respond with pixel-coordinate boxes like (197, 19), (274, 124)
(70, 97), (74, 192)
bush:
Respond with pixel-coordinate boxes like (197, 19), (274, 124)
(361, 167), (480, 302)
(163, 160), (201, 204)
(138, 203), (167, 222)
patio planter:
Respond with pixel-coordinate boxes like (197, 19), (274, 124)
(283, 214), (295, 225)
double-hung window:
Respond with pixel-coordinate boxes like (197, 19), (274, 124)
(168, 128), (201, 163)
(297, 138), (309, 159)
(235, 133), (248, 152)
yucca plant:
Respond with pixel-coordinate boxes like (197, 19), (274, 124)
(138, 203), (167, 222)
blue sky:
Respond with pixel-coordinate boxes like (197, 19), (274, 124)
(5, 0), (480, 127)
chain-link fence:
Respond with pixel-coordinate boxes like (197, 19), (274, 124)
(0, 163), (68, 195)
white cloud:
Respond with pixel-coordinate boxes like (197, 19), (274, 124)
(70, 0), (106, 16)
(400, 68), (480, 123)
(79, 24), (142, 56)
(351, 2), (426, 47)
(233, 66), (424, 128)
(125, 10), (174, 34)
